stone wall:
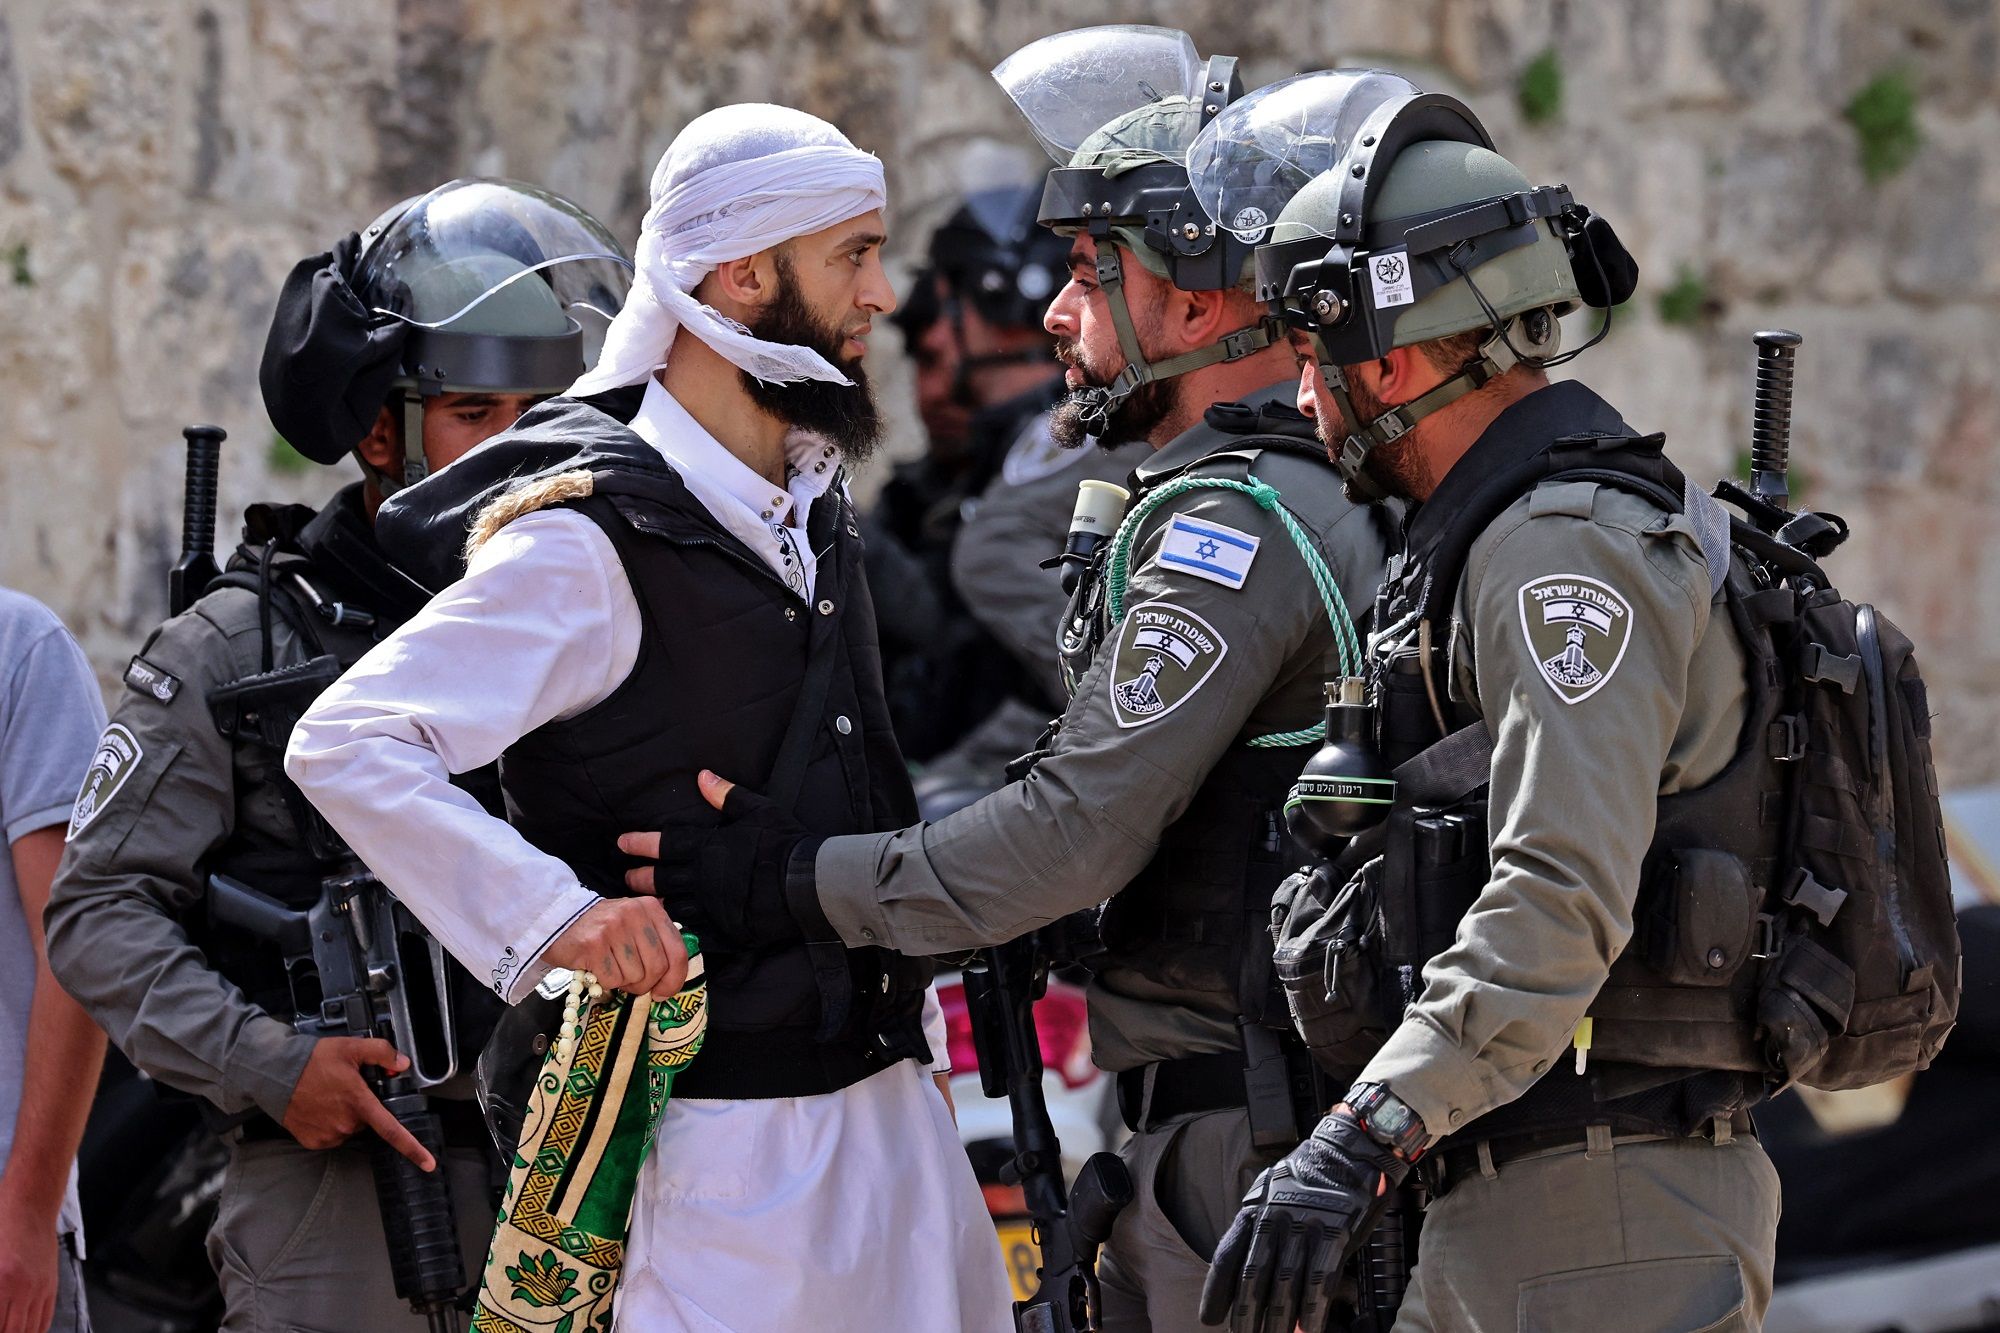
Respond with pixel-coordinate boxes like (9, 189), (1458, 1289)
(1, 0), (1994, 783)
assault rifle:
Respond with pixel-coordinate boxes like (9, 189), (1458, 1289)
(175, 418), (469, 1332)
(208, 863), (468, 1333)
(962, 935), (1133, 1333)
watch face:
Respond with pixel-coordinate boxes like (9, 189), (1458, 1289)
(1373, 1100), (1417, 1138)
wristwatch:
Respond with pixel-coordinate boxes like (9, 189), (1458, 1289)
(1345, 1081), (1429, 1159)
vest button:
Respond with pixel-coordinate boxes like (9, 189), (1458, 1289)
(817, 599), (835, 615)
(835, 715), (852, 735)
(784, 607), (798, 622)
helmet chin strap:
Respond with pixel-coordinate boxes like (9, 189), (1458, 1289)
(356, 387), (431, 497)
(1315, 311), (1558, 499)
(1073, 222), (1281, 438)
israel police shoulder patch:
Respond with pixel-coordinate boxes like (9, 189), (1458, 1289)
(1517, 573), (1633, 704)
(1108, 601), (1229, 728)
(68, 724), (143, 840)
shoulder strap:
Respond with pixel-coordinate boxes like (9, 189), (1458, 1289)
(1538, 461), (1732, 601)
(1407, 431), (1685, 628)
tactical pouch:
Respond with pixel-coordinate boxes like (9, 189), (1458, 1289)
(1378, 801), (1491, 993)
(1271, 860), (1393, 1076)
(1636, 849), (1761, 987)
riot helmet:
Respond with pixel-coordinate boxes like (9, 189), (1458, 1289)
(991, 25), (1280, 437)
(261, 178), (631, 493)
(900, 184), (1069, 336)
(1187, 71), (1637, 498)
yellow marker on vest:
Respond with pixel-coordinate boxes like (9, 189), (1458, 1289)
(1573, 1017), (1594, 1075)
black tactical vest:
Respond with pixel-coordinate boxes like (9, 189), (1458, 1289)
(201, 486), (505, 1057)
(1064, 402), (1358, 1036)
(1369, 383), (1773, 1140)
(495, 465), (931, 1099)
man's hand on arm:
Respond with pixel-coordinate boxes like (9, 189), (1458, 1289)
(617, 770), (824, 951)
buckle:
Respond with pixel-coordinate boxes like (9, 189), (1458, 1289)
(1219, 326), (1267, 361)
(1800, 643), (1862, 694)
(1768, 715), (1806, 762)
(1750, 912), (1780, 962)
(1782, 868), (1848, 928)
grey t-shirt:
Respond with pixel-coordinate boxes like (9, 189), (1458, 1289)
(0, 587), (106, 1242)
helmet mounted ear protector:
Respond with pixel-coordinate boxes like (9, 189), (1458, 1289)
(1257, 93), (1639, 497)
(1036, 54), (1285, 437)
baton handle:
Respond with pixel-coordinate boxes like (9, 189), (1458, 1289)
(1749, 331), (1801, 512)
(170, 424), (226, 616)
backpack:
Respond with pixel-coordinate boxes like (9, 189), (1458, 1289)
(1750, 541), (1959, 1088)
(1272, 428), (1961, 1094)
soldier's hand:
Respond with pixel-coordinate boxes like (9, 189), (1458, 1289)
(281, 1037), (436, 1171)
(541, 896), (689, 998)
(617, 770), (819, 951)
(1198, 1111), (1408, 1332)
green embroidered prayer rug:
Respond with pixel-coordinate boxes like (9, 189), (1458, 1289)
(473, 936), (707, 1333)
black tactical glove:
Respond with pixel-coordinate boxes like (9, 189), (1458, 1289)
(1198, 1110), (1411, 1333)
(643, 785), (825, 950)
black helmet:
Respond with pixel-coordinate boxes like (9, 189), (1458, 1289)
(898, 185), (1069, 337)
(260, 178), (631, 492)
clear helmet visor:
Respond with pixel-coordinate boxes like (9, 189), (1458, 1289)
(993, 25), (1206, 167)
(1187, 69), (1424, 241)
(354, 177), (632, 357)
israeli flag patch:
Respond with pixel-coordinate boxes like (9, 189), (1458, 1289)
(1154, 515), (1260, 590)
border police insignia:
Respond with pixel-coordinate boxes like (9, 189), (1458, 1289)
(1518, 574), (1633, 704)
(68, 724), (143, 840)
(1109, 601), (1228, 728)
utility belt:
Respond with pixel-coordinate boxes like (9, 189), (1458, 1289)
(1115, 1033), (1330, 1143)
(1425, 1108), (1756, 1200)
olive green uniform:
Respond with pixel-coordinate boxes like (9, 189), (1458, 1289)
(46, 488), (494, 1333)
(1366, 479), (1780, 1332)
(814, 384), (1391, 1331)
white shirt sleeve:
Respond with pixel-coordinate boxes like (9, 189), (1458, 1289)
(285, 508), (642, 1004)
(921, 984), (950, 1076)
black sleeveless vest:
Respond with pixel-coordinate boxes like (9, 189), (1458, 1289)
(496, 465), (928, 1098)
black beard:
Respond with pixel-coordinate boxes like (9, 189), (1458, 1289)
(1327, 369), (1433, 500)
(1047, 340), (1181, 451)
(738, 260), (882, 465)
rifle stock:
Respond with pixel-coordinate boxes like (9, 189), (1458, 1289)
(963, 937), (1132, 1332)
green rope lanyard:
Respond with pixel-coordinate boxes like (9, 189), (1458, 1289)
(1104, 474), (1363, 748)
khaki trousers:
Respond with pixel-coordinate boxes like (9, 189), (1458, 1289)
(1396, 1132), (1782, 1333)
(1097, 1108), (1282, 1333)
(207, 1135), (495, 1333)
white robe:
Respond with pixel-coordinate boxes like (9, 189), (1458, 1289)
(286, 380), (1012, 1332)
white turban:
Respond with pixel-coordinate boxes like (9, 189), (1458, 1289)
(570, 103), (887, 396)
